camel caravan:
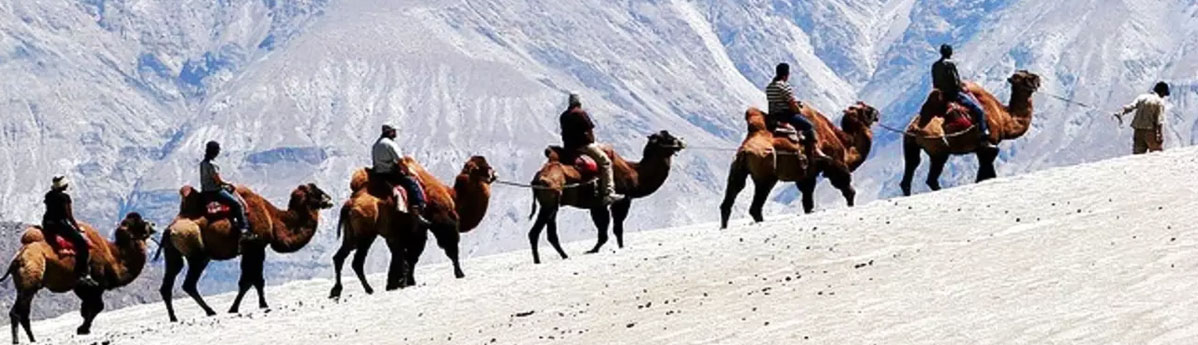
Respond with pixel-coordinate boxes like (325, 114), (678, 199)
(12, 41), (1183, 341)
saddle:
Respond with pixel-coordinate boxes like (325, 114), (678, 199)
(545, 146), (601, 178)
(41, 231), (90, 257)
(364, 167), (424, 214)
(931, 92), (978, 133)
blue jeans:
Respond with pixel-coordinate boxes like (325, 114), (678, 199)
(206, 190), (249, 231)
(776, 112), (817, 144)
(394, 174), (426, 209)
(955, 91), (988, 134)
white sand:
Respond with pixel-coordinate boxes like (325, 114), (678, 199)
(14, 147), (1198, 344)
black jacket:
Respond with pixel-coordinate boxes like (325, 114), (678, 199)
(931, 58), (963, 97)
(559, 107), (596, 151)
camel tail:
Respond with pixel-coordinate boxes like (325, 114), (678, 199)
(153, 228), (171, 262)
(337, 203), (350, 240)
(528, 190), (539, 221)
(0, 251), (17, 282)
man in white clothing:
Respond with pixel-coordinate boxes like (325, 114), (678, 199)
(371, 125), (430, 225)
(1115, 82), (1169, 154)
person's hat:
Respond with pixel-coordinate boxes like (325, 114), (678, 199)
(51, 175), (69, 190)
(568, 94), (582, 107)
(1154, 82), (1170, 97)
(381, 124), (396, 132)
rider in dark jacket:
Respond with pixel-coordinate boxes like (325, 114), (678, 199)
(42, 175), (98, 287)
(932, 44), (990, 144)
(560, 94), (624, 205)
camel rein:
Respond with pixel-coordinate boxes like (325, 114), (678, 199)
(494, 178), (598, 190)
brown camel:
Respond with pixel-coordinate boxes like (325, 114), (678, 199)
(158, 183), (333, 322)
(719, 102), (881, 228)
(329, 156), (496, 298)
(526, 130), (686, 264)
(899, 70), (1041, 195)
(3, 213), (155, 342)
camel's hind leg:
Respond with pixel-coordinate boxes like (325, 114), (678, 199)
(181, 256), (217, 318)
(329, 236), (355, 299)
(352, 234), (378, 293)
(748, 177), (778, 222)
(430, 223), (465, 279)
(74, 287), (103, 335)
(160, 237), (186, 322)
(527, 203), (555, 264)
(900, 137), (922, 196)
(610, 199), (632, 248)
(10, 290), (36, 344)
(976, 145), (999, 182)
(926, 153), (950, 192)
(229, 243), (268, 314)
(585, 207), (612, 254)
(719, 155), (750, 229)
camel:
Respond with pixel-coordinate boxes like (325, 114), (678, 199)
(899, 70), (1041, 196)
(158, 183), (333, 322)
(3, 213), (155, 343)
(719, 102), (881, 228)
(329, 156), (496, 298)
(526, 130), (686, 264)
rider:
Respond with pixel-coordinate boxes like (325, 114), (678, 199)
(932, 44), (990, 145)
(371, 125), (431, 226)
(1115, 82), (1170, 154)
(42, 175), (98, 287)
(766, 63), (826, 161)
(560, 94), (625, 205)
(200, 141), (253, 241)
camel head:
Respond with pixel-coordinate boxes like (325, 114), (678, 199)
(115, 212), (156, 244)
(744, 107), (769, 133)
(461, 156), (498, 184)
(290, 183), (335, 211)
(1009, 70), (1042, 93)
(645, 130), (686, 157)
(843, 101), (880, 128)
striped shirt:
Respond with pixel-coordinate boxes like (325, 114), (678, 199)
(766, 80), (796, 116)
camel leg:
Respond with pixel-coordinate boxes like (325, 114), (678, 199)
(926, 153), (949, 192)
(352, 234), (377, 294)
(430, 223), (465, 279)
(160, 239), (185, 323)
(329, 238), (355, 299)
(384, 237), (406, 291)
(545, 208), (568, 260)
(719, 156), (750, 229)
(402, 226), (428, 287)
(585, 207), (612, 254)
(10, 290), (35, 344)
(182, 256), (217, 317)
(976, 146), (999, 182)
(610, 198), (631, 248)
(900, 137), (922, 196)
(528, 204), (552, 264)
(229, 243), (267, 313)
(748, 177), (777, 222)
(825, 166), (856, 208)
(797, 176), (817, 214)
(74, 288), (103, 335)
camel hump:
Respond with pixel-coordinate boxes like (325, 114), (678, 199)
(179, 185), (197, 197)
(19, 226), (45, 245)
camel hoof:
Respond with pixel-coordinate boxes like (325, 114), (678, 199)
(76, 326), (90, 335)
(363, 286), (374, 295)
(205, 310), (217, 317)
(585, 249), (600, 255)
(454, 271), (465, 279)
(259, 303), (269, 310)
(169, 317), (179, 323)
(329, 286), (343, 299)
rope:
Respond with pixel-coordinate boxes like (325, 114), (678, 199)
(1040, 92), (1097, 109)
(494, 178), (597, 190)
(876, 122), (978, 139)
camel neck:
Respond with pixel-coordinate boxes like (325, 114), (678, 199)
(1004, 88), (1036, 139)
(629, 151), (673, 198)
(267, 200), (319, 253)
(453, 177), (491, 233)
(106, 234), (148, 288)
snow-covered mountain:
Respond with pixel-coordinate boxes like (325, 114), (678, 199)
(2, 0), (1195, 300)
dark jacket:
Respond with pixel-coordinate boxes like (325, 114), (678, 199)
(560, 107), (596, 151)
(931, 58), (963, 97)
(43, 190), (73, 223)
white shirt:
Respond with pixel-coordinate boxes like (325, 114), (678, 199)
(1121, 93), (1167, 130)
(371, 137), (403, 173)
